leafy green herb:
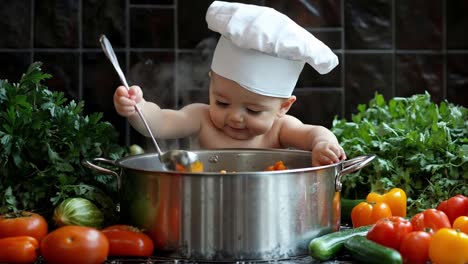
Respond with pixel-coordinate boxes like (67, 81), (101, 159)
(332, 92), (467, 216)
(0, 62), (125, 223)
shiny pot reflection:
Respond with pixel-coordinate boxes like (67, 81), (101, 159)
(84, 149), (374, 261)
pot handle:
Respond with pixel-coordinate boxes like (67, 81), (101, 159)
(335, 155), (376, 192)
(82, 158), (121, 190)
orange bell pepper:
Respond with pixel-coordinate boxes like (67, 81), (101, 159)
(429, 228), (468, 264)
(351, 201), (392, 228)
(366, 188), (407, 217)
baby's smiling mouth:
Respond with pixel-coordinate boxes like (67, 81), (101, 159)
(229, 125), (245, 131)
(224, 125), (249, 138)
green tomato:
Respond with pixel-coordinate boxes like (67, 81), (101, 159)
(53, 198), (104, 228)
(129, 144), (145, 155)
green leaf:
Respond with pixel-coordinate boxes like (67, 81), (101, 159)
(0, 62), (126, 224)
(332, 92), (468, 216)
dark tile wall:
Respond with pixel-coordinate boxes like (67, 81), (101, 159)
(1, 0), (467, 149)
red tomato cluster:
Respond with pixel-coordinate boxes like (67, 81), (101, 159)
(0, 211), (155, 264)
(436, 194), (468, 224)
(365, 194), (468, 264)
(0, 212), (47, 263)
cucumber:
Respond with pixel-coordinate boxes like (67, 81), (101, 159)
(341, 198), (365, 224)
(308, 225), (372, 261)
(344, 235), (402, 264)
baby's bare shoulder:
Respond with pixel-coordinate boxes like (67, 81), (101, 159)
(180, 103), (209, 112)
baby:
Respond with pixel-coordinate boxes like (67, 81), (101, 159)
(114, 1), (346, 166)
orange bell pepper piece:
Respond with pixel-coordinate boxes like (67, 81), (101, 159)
(429, 228), (468, 264)
(175, 160), (204, 172)
(351, 201), (392, 228)
(366, 188), (407, 217)
(265, 160), (287, 171)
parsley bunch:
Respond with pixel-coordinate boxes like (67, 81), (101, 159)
(332, 92), (467, 216)
(0, 62), (125, 222)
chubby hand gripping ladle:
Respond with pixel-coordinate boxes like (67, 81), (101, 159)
(99, 35), (201, 172)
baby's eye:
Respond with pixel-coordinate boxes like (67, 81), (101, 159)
(247, 108), (262, 115)
(216, 101), (229, 107)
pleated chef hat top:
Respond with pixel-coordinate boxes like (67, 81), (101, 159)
(206, 1), (339, 98)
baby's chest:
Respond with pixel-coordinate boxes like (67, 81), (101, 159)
(197, 127), (280, 149)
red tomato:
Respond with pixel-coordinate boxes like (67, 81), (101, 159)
(366, 216), (413, 250)
(41, 225), (109, 264)
(0, 211), (48, 242)
(102, 225), (154, 257)
(0, 236), (39, 264)
(399, 231), (432, 264)
(410, 208), (451, 234)
(437, 194), (468, 224)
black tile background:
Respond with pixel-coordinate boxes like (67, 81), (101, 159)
(1, 0), (467, 149)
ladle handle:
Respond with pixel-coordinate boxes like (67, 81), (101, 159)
(99, 34), (162, 155)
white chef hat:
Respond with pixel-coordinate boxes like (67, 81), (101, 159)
(206, 1), (339, 98)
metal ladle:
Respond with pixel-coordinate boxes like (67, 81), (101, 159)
(99, 34), (200, 172)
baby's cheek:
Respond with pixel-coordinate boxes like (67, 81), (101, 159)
(249, 117), (274, 135)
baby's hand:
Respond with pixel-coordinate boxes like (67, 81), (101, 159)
(113, 85), (143, 117)
(311, 141), (346, 166)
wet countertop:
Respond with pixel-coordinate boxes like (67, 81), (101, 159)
(36, 255), (355, 264)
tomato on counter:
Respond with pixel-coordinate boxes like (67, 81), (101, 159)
(102, 225), (154, 257)
(366, 216), (412, 251)
(0, 211), (48, 242)
(399, 231), (432, 264)
(41, 225), (109, 264)
(0, 236), (39, 264)
(436, 194), (468, 225)
(350, 201), (392, 227)
(410, 208), (451, 234)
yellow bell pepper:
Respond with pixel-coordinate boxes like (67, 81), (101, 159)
(429, 228), (468, 264)
(366, 188), (407, 217)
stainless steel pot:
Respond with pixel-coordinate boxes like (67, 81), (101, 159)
(84, 148), (374, 261)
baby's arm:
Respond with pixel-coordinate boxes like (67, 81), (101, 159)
(278, 116), (346, 166)
(113, 85), (203, 139)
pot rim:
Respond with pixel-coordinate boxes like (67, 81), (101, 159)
(116, 148), (340, 175)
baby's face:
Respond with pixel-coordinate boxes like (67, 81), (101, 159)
(208, 72), (288, 140)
